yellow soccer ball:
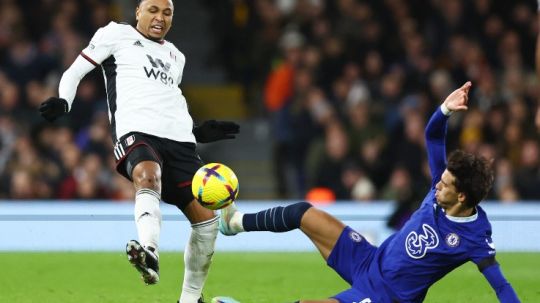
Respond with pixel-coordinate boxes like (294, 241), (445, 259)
(192, 163), (239, 210)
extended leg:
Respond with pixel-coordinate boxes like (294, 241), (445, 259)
(179, 200), (218, 303)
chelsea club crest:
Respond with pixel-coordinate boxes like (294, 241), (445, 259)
(445, 233), (460, 247)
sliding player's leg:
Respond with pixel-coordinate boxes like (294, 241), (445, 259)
(219, 202), (344, 260)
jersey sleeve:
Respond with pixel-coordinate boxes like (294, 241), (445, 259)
(80, 22), (118, 66)
(470, 231), (497, 264)
(481, 264), (521, 302)
(424, 107), (450, 188)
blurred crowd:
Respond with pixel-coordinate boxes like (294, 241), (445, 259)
(0, 0), (134, 200)
(1, 0), (539, 206)
(205, 0), (540, 206)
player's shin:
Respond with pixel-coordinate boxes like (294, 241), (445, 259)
(179, 216), (219, 303)
(242, 201), (312, 232)
(134, 188), (162, 250)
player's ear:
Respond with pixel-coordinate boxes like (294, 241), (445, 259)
(135, 6), (140, 21)
(457, 192), (466, 204)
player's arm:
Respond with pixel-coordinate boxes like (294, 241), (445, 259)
(39, 56), (96, 122)
(193, 120), (240, 143)
(425, 81), (471, 187)
(39, 23), (116, 122)
(477, 257), (521, 302)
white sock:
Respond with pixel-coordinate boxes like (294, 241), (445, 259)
(134, 189), (161, 250)
(179, 216), (219, 303)
(230, 211), (245, 233)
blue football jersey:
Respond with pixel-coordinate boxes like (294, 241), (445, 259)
(367, 108), (497, 302)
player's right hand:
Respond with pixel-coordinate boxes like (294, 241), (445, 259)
(39, 97), (68, 122)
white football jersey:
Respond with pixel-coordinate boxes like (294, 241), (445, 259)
(80, 21), (195, 143)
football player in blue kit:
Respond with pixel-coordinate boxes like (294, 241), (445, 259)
(219, 82), (520, 303)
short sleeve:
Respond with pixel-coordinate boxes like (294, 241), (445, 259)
(80, 22), (117, 66)
(470, 231), (497, 264)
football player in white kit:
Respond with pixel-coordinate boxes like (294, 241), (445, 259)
(38, 0), (239, 302)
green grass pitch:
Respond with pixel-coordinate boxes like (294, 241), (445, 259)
(0, 252), (537, 302)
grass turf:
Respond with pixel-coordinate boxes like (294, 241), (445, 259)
(0, 252), (537, 302)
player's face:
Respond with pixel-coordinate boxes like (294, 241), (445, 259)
(136, 0), (173, 40)
(435, 170), (461, 209)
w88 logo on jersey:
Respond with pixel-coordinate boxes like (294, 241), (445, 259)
(144, 54), (175, 87)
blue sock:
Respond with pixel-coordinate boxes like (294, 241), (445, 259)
(242, 202), (312, 232)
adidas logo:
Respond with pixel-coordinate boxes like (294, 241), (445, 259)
(133, 40), (143, 47)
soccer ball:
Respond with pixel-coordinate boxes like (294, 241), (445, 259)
(192, 163), (239, 210)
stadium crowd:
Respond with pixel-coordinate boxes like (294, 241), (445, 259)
(206, 0), (540, 206)
(0, 0), (539, 205)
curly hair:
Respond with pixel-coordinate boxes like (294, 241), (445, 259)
(446, 150), (494, 207)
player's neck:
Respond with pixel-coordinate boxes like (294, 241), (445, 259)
(133, 25), (164, 44)
(446, 204), (475, 217)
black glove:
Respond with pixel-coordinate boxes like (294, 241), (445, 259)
(39, 97), (68, 122)
(193, 120), (240, 143)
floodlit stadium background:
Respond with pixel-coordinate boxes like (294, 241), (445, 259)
(0, 0), (539, 252)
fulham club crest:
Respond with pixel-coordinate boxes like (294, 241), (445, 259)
(125, 135), (135, 147)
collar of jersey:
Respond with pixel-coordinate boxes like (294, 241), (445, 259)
(132, 25), (165, 45)
(445, 208), (478, 223)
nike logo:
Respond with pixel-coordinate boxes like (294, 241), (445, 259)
(485, 238), (496, 250)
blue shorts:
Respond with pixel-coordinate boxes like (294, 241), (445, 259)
(326, 226), (377, 303)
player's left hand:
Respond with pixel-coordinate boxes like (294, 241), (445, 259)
(193, 120), (240, 143)
(443, 81), (471, 112)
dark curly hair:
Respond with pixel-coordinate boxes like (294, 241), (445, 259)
(446, 150), (494, 207)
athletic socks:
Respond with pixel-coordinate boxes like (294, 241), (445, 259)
(242, 202), (312, 232)
(134, 188), (162, 250)
(179, 216), (219, 303)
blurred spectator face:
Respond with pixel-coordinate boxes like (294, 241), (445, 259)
(474, 0), (491, 15)
(294, 68), (313, 93)
(484, 15), (504, 39)
(520, 140), (539, 168)
(307, 88), (334, 125)
(332, 78), (350, 101)
(26, 81), (51, 108)
(449, 34), (468, 64)
(404, 112), (424, 143)
(325, 123), (348, 160)
(478, 143), (496, 163)
(10, 170), (34, 199)
(364, 51), (383, 78)
(0, 79), (20, 112)
(53, 127), (74, 152)
(390, 167), (411, 191)
(498, 30), (520, 57)
(507, 97), (527, 123)
(504, 122), (522, 145)
(381, 74), (402, 99)
(348, 102), (370, 129)
(136, 0), (174, 40)
(92, 3), (110, 29)
(61, 143), (81, 172)
(429, 70), (453, 101)
(302, 46), (321, 70)
(360, 139), (381, 165)
(82, 153), (103, 178)
(311, 17), (331, 40)
(486, 107), (505, 133)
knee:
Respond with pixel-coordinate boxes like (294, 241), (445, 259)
(132, 161), (161, 192)
(288, 201), (313, 220)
